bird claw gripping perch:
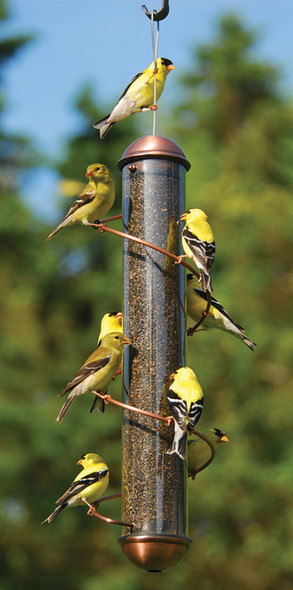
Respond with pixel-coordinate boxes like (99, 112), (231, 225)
(175, 254), (187, 265)
(82, 498), (134, 530)
(95, 392), (111, 405)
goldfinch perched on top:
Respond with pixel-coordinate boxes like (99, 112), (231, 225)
(97, 312), (123, 347)
(188, 428), (229, 480)
(55, 332), (130, 423)
(45, 163), (115, 241)
(186, 274), (256, 350)
(42, 453), (109, 523)
(167, 367), (204, 460)
(180, 208), (215, 292)
(93, 57), (175, 139)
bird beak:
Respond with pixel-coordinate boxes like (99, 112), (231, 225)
(180, 212), (187, 222)
(121, 335), (131, 346)
(115, 312), (123, 321)
(86, 169), (94, 177)
(76, 459), (83, 465)
(220, 435), (229, 443)
(170, 372), (175, 381)
(167, 65), (175, 71)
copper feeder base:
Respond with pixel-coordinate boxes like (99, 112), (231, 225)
(118, 534), (192, 572)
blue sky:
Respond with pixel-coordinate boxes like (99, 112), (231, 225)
(3, 0), (293, 219)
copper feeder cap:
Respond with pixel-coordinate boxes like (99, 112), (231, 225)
(118, 135), (191, 171)
(118, 534), (192, 572)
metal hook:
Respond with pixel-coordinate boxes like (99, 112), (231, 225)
(142, 0), (169, 21)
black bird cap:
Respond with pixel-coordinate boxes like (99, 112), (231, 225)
(161, 58), (174, 67)
(108, 311), (119, 317)
(187, 274), (193, 282)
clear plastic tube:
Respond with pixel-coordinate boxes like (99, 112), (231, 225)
(118, 136), (191, 571)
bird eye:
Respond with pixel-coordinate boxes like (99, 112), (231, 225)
(214, 428), (223, 437)
(95, 167), (100, 171)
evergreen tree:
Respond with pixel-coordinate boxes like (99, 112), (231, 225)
(172, 15), (293, 590)
(1, 8), (293, 590)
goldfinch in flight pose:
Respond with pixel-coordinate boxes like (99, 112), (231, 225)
(188, 428), (229, 480)
(45, 163), (115, 241)
(97, 312), (123, 347)
(167, 367), (204, 460)
(181, 208), (215, 292)
(56, 332), (130, 423)
(42, 453), (109, 523)
(93, 57), (175, 139)
(186, 274), (256, 350)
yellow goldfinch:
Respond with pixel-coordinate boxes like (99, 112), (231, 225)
(167, 367), (204, 460)
(42, 453), (109, 523)
(93, 57), (175, 139)
(180, 208), (215, 292)
(56, 332), (130, 423)
(186, 274), (256, 350)
(188, 428), (229, 480)
(97, 312), (123, 347)
(93, 313), (124, 413)
(45, 163), (115, 241)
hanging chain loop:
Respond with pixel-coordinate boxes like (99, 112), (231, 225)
(142, 0), (169, 21)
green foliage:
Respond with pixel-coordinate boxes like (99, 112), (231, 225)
(0, 0), (38, 185)
(1, 10), (293, 590)
(176, 14), (281, 144)
(178, 14), (293, 590)
(0, 0), (33, 71)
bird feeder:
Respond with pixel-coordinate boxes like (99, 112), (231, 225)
(117, 135), (191, 571)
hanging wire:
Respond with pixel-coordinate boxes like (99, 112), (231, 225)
(143, 3), (170, 134)
(151, 12), (160, 135)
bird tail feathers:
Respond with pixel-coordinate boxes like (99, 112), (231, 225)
(45, 216), (72, 242)
(42, 502), (67, 524)
(242, 336), (257, 351)
(89, 392), (105, 414)
(45, 224), (63, 242)
(166, 428), (187, 460)
(56, 394), (76, 423)
(93, 116), (115, 139)
(201, 271), (213, 293)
